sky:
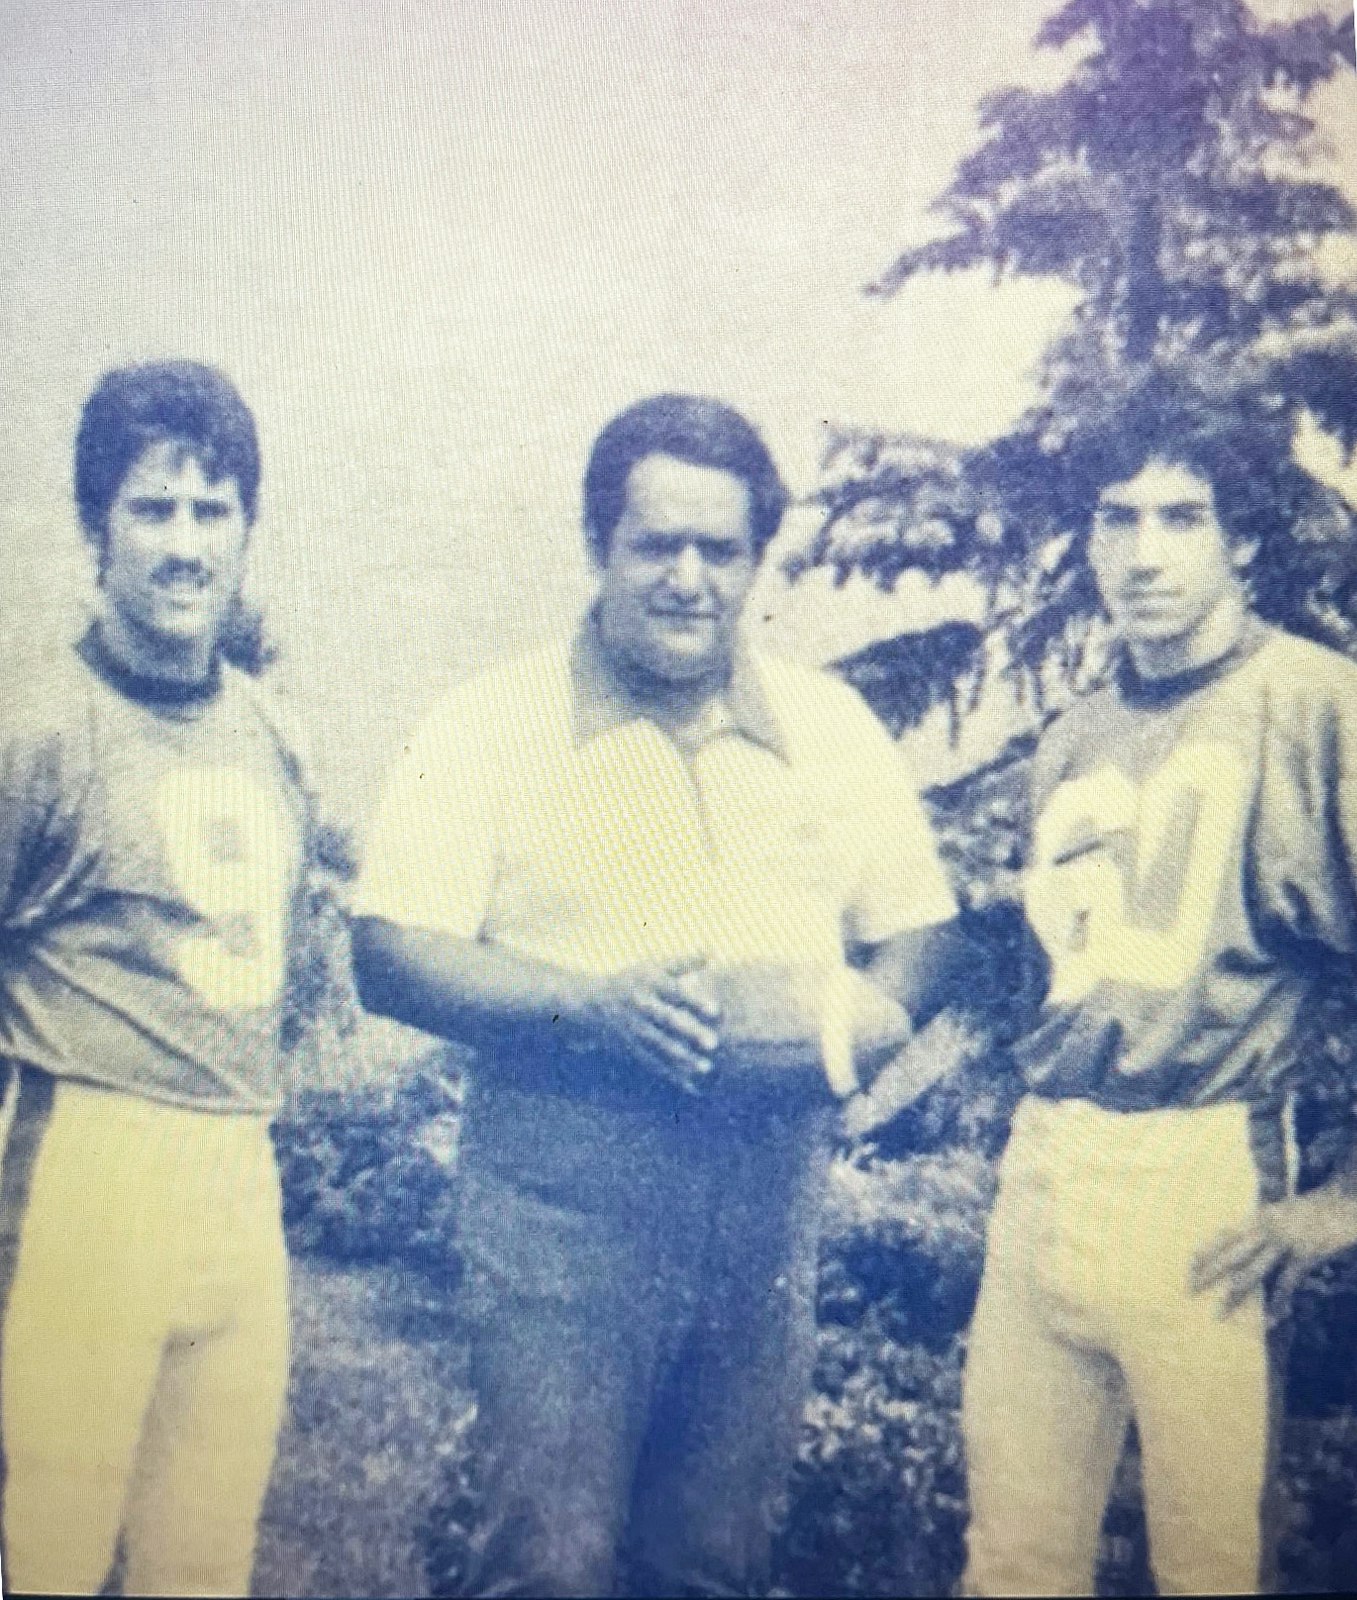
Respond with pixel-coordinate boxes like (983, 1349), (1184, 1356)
(1, 0), (1353, 812)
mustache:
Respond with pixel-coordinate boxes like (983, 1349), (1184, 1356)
(151, 558), (212, 585)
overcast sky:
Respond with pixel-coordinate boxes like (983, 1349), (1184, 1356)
(2, 0), (1353, 809)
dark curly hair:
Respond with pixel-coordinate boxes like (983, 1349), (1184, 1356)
(75, 360), (261, 548)
(583, 393), (789, 563)
(1066, 382), (1281, 552)
(1061, 375), (1357, 645)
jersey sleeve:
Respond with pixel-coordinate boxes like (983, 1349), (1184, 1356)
(1255, 654), (1357, 960)
(351, 684), (500, 939)
(838, 689), (958, 946)
(0, 661), (81, 933)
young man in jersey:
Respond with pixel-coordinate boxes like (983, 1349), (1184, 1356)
(959, 396), (1357, 1596)
(352, 393), (961, 1597)
(0, 360), (311, 1595)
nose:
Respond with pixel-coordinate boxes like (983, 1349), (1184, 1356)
(162, 504), (205, 562)
(1128, 517), (1169, 576)
(666, 542), (705, 597)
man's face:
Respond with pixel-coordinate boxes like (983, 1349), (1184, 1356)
(102, 437), (250, 661)
(1088, 459), (1248, 651)
(596, 451), (759, 687)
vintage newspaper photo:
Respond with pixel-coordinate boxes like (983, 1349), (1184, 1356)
(1, 0), (1356, 1594)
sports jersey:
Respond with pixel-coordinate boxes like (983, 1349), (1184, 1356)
(1016, 619), (1357, 1112)
(0, 626), (311, 1113)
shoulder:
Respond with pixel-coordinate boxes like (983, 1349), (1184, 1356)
(1253, 628), (1357, 703)
(1034, 683), (1115, 771)
(391, 638), (577, 776)
(752, 650), (895, 754)
(1239, 629), (1357, 750)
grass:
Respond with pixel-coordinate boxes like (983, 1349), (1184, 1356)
(254, 1257), (472, 1599)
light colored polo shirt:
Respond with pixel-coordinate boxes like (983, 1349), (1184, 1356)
(356, 619), (955, 996)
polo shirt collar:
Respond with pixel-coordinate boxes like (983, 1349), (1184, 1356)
(569, 611), (790, 761)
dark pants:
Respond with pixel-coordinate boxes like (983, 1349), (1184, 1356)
(453, 1073), (834, 1598)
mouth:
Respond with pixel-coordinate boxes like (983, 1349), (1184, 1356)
(1122, 590), (1181, 613)
(153, 570), (214, 605)
(650, 609), (717, 627)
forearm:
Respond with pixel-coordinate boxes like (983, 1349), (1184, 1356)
(351, 915), (595, 1056)
(862, 917), (966, 1033)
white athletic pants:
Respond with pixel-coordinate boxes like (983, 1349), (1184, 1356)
(0, 1068), (289, 1596)
(961, 1095), (1283, 1597)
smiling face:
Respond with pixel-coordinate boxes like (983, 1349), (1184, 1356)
(1089, 458), (1253, 675)
(100, 437), (251, 681)
(595, 451), (759, 692)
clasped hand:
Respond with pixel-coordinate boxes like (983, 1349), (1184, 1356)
(578, 957), (908, 1099)
(581, 955), (723, 1095)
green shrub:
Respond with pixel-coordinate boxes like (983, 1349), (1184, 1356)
(273, 1058), (465, 1276)
(776, 1313), (968, 1596)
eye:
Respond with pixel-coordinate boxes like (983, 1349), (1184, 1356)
(125, 497), (175, 523)
(1093, 505), (1137, 532)
(632, 534), (683, 561)
(193, 499), (233, 523)
(1162, 503), (1207, 530)
(698, 539), (741, 566)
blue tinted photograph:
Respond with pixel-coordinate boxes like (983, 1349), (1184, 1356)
(0, 1), (1355, 1595)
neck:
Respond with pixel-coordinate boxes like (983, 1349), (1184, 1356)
(1125, 586), (1249, 683)
(97, 605), (216, 689)
(609, 650), (728, 727)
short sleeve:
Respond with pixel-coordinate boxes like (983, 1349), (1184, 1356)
(840, 695), (957, 946)
(0, 655), (81, 932)
(1254, 645), (1357, 959)
(351, 685), (500, 939)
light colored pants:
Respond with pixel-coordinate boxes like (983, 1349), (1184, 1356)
(0, 1068), (289, 1596)
(961, 1095), (1282, 1597)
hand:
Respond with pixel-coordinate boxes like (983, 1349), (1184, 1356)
(1189, 1186), (1357, 1319)
(580, 955), (722, 1095)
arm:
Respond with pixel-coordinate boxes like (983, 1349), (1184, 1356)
(861, 917), (969, 1036)
(845, 919), (971, 1118)
(351, 916), (721, 1094)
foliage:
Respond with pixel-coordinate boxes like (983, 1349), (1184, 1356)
(255, 1260), (475, 1600)
(795, 0), (1357, 717)
(1280, 1413), (1357, 1590)
(273, 1059), (466, 1274)
(280, 819), (365, 1055)
(776, 1314), (969, 1596)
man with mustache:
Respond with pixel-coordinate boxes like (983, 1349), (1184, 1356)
(0, 361), (311, 1594)
(960, 394), (1357, 1596)
(352, 392), (960, 1597)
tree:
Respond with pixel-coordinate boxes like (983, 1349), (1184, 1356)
(799, 0), (1357, 722)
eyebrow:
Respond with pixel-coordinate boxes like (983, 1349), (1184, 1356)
(1094, 497), (1210, 516)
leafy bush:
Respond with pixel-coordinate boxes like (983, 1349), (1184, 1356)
(273, 1058), (465, 1276)
(774, 1148), (989, 1596)
(776, 1314), (968, 1597)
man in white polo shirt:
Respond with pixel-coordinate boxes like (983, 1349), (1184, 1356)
(352, 393), (959, 1598)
